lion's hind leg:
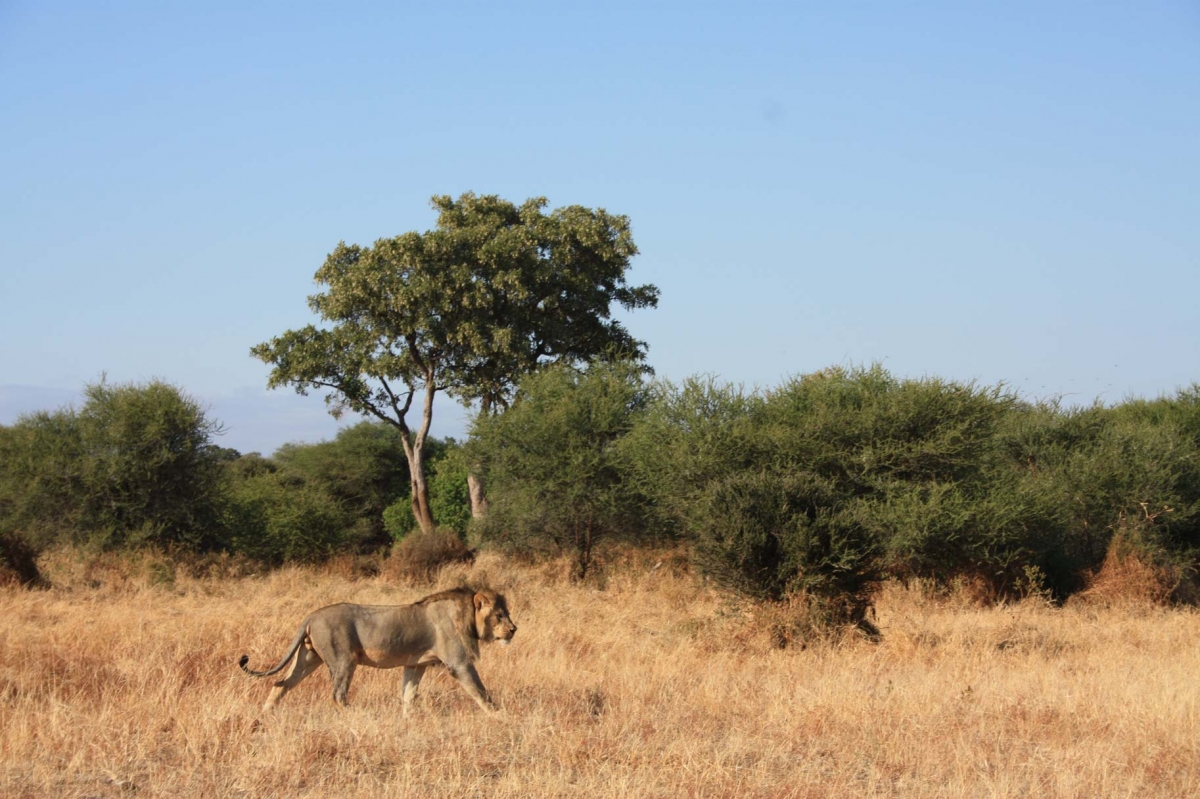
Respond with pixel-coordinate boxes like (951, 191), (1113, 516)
(262, 641), (322, 711)
(328, 660), (357, 706)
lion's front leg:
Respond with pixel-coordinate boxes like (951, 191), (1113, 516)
(401, 665), (428, 715)
(449, 663), (495, 712)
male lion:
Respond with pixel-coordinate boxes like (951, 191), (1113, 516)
(238, 587), (517, 713)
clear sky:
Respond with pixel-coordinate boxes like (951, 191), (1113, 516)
(2, 1), (1198, 456)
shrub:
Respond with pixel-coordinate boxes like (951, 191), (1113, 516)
(983, 400), (1200, 597)
(382, 497), (417, 542)
(377, 442), (470, 544)
(222, 471), (350, 564)
(758, 365), (1013, 489)
(620, 376), (763, 537)
(428, 442), (472, 537)
(0, 378), (227, 552)
(273, 421), (412, 550)
(75, 379), (228, 549)
(384, 529), (474, 583)
(0, 410), (87, 547)
(696, 471), (883, 627)
(686, 365), (1013, 616)
(622, 366), (1200, 609)
(472, 361), (656, 578)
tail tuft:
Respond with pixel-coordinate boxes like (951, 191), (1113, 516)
(238, 654), (250, 671)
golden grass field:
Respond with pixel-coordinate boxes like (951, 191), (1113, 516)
(2, 549), (1198, 798)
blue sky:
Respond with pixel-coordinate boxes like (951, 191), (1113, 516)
(2, 1), (1197, 455)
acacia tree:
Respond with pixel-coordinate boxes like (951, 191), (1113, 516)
(252, 192), (657, 534)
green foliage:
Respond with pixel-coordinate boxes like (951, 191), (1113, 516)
(382, 497), (417, 542)
(623, 368), (1200, 609)
(0, 408), (87, 546)
(1108, 384), (1200, 446)
(682, 366), (1010, 620)
(422, 193), (659, 412)
(220, 427), (463, 551)
(472, 360), (654, 577)
(978, 399), (1200, 596)
(221, 470), (350, 564)
(754, 366), (1021, 601)
(757, 365), (1013, 488)
(875, 481), (1032, 589)
(620, 376), (763, 536)
(2, 360), (1195, 604)
(0, 378), (227, 552)
(695, 471), (833, 600)
(624, 365), (1100, 616)
(219, 427), (461, 556)
(74, 380), (228, 549)
(273, 421), (410, 549)
(427, 441), (472, 537)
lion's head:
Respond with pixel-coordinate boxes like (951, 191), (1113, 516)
(473, 590), (517, 646)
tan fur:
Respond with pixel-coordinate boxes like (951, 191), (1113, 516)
(238, 586), (517, 713)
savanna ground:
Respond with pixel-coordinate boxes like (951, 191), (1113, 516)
(2, 549), (1198, 798)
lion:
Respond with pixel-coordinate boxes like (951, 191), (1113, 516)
(238, 586), (517, 713)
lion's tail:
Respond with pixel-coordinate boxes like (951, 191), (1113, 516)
(238, 622), (309, 678)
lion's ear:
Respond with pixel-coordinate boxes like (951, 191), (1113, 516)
(473, 592), (489, 612)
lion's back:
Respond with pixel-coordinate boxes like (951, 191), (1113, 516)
(309, 601), (463, 666)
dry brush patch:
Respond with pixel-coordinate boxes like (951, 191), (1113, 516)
(1, 553), (1199, 798)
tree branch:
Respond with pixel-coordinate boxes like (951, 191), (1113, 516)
(379, 376), (415, 427)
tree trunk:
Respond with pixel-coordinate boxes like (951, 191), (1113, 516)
(393, 377), (438, 535)
(467, 473), (489, 519)
(467, 396), (492, 519)
(409, 443), (435, 534)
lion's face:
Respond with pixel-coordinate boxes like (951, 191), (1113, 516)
(474, 591), (518, 646)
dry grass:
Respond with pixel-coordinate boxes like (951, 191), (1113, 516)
(2, 551), (1199, 798)
(1072, 537), (1185, 609)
